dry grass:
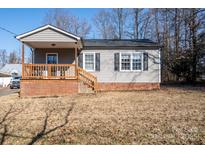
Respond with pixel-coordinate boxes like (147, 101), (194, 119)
(0, 87), (204, 144)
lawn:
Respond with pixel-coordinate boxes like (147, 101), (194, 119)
(0, 86), (204, 144)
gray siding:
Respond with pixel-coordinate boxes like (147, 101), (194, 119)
(21, 29), (76, 42)
(34, 48), (75, 64)
(33, 48), (160, 83)
(81, 49), (160, 83)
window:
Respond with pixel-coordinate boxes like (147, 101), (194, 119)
(46, 53), (58, 64)
(84, 53), (95, 71)
(132, 53), (142, 70)
(121, 53), (131, 70)
(120, 52), (143, 71)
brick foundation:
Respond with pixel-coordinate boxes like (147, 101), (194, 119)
(20, 79), (78, 97)
(20, 80), (160, 97)
(97, 82), (160, 91)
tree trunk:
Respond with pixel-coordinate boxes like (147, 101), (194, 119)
(134, 9), (139, 39)
(190, 9), (197, 82)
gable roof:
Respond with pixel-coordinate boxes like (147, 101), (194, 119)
(16, 24), (81, 41)
(82, 39), (160, 49)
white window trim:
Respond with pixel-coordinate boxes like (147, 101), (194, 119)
(83, 52), (96, 72)
(46, 53), (58, 64)
(119, 52), (143, 72)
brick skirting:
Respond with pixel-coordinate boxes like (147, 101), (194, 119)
(20, 80), (160, 97)
(20, 79), (78, 97)
(97, 82), (160, 91)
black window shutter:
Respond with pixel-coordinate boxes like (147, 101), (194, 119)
(143, 52), (148, 71)
(95, 53), (100, 71)
(78, 52), (83, 68)
(114, 53), (120, 71)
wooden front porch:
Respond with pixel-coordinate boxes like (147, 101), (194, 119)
(23, 63), (97, 90)
(20, 45), (98, 95)
(23, 64), (77, 79)
(21, 63), (98, 96)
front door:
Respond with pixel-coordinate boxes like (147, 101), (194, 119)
(47, 53), (58, 76)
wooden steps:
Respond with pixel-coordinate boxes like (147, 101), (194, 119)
(77, 67), (97, 93)
(78, 81), (95, 93)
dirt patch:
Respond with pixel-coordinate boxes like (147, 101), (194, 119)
(0, 87), (204, 144)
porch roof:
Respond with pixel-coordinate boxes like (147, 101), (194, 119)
(16, 25), (82, 49)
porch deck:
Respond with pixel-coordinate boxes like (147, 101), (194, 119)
(20, 63), (98, 97)
(23, 64), (77, 79)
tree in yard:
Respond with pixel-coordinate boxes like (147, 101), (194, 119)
(0, 49), (7, 67)
(111, 8), (129, 39)
(133, 8), (141, 39)
(125, 9), (151, 39)
(148, 8), (205, 82)
(93, 9), (115, 39)
(70, 16), (91, 38)
(197, 32), (205, 78)
(8, 50), (21, 64)
(185, 8), (205, 81)
(168, 52), (193, 81)
(43, 9), (70, 31)
(8, 51), (17, 64)
(43, 9), (91, 38)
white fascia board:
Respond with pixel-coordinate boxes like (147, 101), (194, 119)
(16, 25), (81, 40)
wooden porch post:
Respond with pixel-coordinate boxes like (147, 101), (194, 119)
(75, 46), (78, 78)
(22, 43), (24, 79)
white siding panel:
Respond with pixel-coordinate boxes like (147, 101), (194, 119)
(81, 49), (160, 83)
(21, 29), (76, 42)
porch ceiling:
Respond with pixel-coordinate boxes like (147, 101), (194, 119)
(25, 41), (81, 49)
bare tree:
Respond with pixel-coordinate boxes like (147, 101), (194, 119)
(8, 51), (18, 64)
(43, 9), (70, 31)
(93, 9), (115, 39)
(125, 9), (144, 39)
(111, 8), (129, 39)
(0, 49), (7, 66)
(133, 9), (140, 39)
(69, 17), (91, 38)
(43, 9), (91, 38)
(187, 8), (205, 81)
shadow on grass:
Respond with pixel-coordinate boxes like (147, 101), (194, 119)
(0, 104), (29, 144)
(161, 82), (205, 92)
(0, 102), (75, 145)
(28, 102), (75, 145)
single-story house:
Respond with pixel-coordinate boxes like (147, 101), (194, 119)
(16, 25), (161, 97)
(0, 64), (22, 87)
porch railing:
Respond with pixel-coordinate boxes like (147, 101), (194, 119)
(23, 64), (77, 79)
(78, 67), (98, 91)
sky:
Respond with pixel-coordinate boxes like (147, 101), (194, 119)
(0, 8), (100, 55)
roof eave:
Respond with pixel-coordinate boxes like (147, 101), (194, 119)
(16, 24), (81, 41)
(83, 45), (161, 49)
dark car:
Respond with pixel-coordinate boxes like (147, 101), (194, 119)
(10, 76), (21, 89)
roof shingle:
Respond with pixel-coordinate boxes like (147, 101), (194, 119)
(82, 39), (160, 49)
